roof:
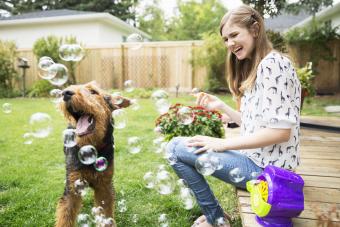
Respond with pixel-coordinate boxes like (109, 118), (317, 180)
(264, 10), (310, 33)
(0, 9), (94, 21)
(0, 9), (151, 39)
(289, 1), (340, 30)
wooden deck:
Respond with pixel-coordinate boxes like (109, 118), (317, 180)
(230, 117), (340, 227)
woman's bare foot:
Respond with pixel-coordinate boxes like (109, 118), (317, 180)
(192, 215), (206, 227)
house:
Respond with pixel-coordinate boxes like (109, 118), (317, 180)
(0, 9), (151, 49)
(264, 10), (310, 33)
(288, 1), (340, 33)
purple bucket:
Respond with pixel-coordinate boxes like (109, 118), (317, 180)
(255, 165), (304, 227)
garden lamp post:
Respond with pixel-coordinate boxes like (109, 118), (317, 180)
(18, 57), (30, 97)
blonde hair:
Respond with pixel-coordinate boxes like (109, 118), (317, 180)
(220, 5), (273, 98)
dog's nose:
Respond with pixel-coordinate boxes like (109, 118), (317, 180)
(62, 90), (75, 101)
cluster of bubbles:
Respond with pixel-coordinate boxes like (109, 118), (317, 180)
(77, 206), (115, 227)
(195, 149), (223, 176)
(77, 145), (109, 172)
(37, 44), (84, 105)
(151, 89), (170, 114)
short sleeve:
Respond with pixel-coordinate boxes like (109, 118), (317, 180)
(259, 55), (300, 129)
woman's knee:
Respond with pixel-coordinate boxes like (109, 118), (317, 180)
(166, 137), (187, 154)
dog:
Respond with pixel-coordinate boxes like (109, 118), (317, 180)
(56, 81), (130, 227)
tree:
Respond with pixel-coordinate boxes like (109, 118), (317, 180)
(242, 0), (286, 17)
(242, 0), (333, 17)
(137, 0), (167, 41)
(0, 0), (139, 24)
(166, 0), (227, 40)
(284, 0), (333, 16)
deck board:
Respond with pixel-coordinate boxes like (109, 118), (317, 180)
(234, 117), (340, 227)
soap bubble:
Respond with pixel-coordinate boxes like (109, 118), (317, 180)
(191, 87), (200, 95)
(77, 213), (91, 226)
(78, 145), (97, 165)
(250, 171), (262, 180)
(132, 214), (139, 223)
(179, 187), (196, 210)
(59, 44), (84, 62)
(151, 90), (169, 100)
(130, 99), (140, 111)
(124, 80), (135, 92)
(127, 136), (142, 154)
(23, 132), (33, 145)
(117, 199), (127, 212)
(177, 106), (194, 125)
(155, 170), (175, 195)
(48, 63), (68, 86)
(63, 129), (77, 148)
(94, 157), (108, 172)
(165, 151), (177, 165)
(38, 56), (55, 80)
(155, 141), (167, 154)
(112, 109), (127, 129)
(2, 103), (12, 114)
(91, 206), (104, 216)
(155, 99), (170, 114)
(111, 92), (124, 105)
(143, 171), (155, 189)
(29, 112), (53, 138)
(49, 88), (63, 104)
(126, 33), (143, 50)
(195, 153), (217, 176)
(74, 179), (89, 196)
(229, 167), (245, 183)
(158, 213), (169, 227)
(214, 217), (229, 227)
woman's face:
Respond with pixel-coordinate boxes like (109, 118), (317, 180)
(221, 21), (256, 60)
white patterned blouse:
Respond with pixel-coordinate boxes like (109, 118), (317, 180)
(239, 51), (301, 170)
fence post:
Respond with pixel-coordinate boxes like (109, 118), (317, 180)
(121, 44), (125, 89)
(191, 42), (195, 90)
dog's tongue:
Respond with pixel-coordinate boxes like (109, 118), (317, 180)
(76, 115), (91, 135)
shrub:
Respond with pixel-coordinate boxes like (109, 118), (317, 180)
(266, 30), (287, 53)
(28, 79), (55, 97)
(191, 32), (228, 92)
(296, 62), (316, 96)
(155, 103), (225, 141)
(0, 40), (19, 98)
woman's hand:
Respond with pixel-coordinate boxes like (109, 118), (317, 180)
(195, 92), (226, 111)
(186, 135), (227, 154)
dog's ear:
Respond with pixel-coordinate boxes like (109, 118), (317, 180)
(87, 80), (101, 88)
(104, 95), (131, 111)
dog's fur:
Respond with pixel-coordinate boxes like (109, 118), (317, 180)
(56, 81), (129, 227)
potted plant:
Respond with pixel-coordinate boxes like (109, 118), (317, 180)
(155, 103), (225, 141)
(296, 62), (316, 109)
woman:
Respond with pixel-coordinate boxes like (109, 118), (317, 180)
(167, 5), (301, 227)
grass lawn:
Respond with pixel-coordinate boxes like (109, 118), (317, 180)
(0, 93), (339, 226)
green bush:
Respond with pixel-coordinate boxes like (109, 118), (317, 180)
(33, 35), (84, 85)
(191, 32), (227, 92)
(0, 40), (19, 98)
(266, 30), (287, 53)
(296, 62), (316, 96)
(28, 79), (55, 97)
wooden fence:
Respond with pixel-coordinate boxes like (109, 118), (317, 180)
(287, 39), (340, 94)
(16, 40), (340, 94)
(16, 41), (207, 92)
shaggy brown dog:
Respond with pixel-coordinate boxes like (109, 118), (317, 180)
(56, 81), (130, 227)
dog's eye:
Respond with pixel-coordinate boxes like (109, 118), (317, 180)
(89, 89), (98, 95)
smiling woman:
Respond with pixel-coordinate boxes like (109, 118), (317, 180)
(166, 4), (301, 227)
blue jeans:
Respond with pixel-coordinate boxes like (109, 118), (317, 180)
(167, 137), (263, 225)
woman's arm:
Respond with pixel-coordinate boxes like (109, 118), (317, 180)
(187, 127), (291, 154)
(219, 103), (241, 126)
